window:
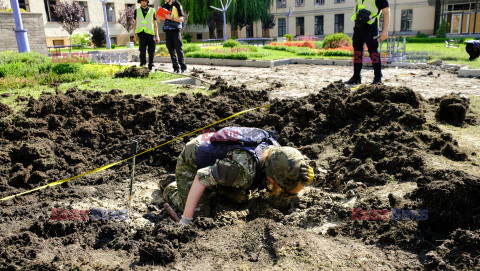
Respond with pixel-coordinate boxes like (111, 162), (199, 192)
(295, 0), (304, 7)
(110, 37), (117, 45)
(379, 13), (384, 31)
(315, 0), (324, 6)
(19, 0), (30, 11)
(53, 39), (64, 46)
(296, 17), (304, 36)
(106, 3), (115, 23)
(197, 33), (202, 40)
(315, 15), (324, 35)
(334, 0), (345, 3)
(78, 1), (89, 22)
(125, 3), (135, 8)
(401, 9), (413, 31)
(277, 0), (286, 8)
(44, 0), (57, 22)
(278, 18), (286, 37)
(334, 14), (344, 33)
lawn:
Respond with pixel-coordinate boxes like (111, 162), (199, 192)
(382, 42), (480, 69)
(0, 51), (208, 111)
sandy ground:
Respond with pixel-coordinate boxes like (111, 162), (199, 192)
(150, 62), (480, 99)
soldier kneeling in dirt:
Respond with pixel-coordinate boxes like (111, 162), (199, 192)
(160, 127), (314, 225)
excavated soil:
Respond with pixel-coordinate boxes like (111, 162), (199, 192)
(1, 78), (479, 270)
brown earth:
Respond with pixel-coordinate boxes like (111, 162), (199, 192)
(0, 68), (479, 270)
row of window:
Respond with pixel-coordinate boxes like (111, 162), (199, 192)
(44, 1), (136, 23)
(278, 9), (413, 36)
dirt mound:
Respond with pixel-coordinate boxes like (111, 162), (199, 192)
(424, 229), (480, 270)
(434, 94), (473, 126)
(114, 66), (150, 78)
(412, 170), (480, 233)
(0, 80), (478, 269)
(0, 102), (13, 118)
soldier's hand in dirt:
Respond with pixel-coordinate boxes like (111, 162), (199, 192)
(300, 165), (314, 184)
(179, 215), (193, 226)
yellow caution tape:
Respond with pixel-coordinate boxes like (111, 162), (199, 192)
(1, 104), (271, 202)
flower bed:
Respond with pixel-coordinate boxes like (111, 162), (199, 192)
(264, 43), (354, 57)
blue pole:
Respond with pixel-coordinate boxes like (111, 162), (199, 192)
(10, 0), (30, 52)
(102, 2), (112, 49)
(223, 10), (227, 41)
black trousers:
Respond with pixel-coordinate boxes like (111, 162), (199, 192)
(138, 31), (156, 69)
(352, 23), (382, 79)
(165, 30), (187, 71)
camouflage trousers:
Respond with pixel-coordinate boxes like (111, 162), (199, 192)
(163, 134), (211, 217)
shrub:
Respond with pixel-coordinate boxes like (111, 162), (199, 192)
(416, 32), (428, 38)
(284, 34), (293, 41)
(231, 37), (237, 40)
(156, 45), (169, 57)
(182, 39), (188, 44)
(223, 39), (241, 48)
(111, 43), (116, 49)
(184, 44), (201, 53)
(436, 19), (447, 38)
(72, 33), (92, 47)
(90, 26), (106, 48)
(0, 51), (52, 78)
(52, 63), (82, 74)
(182, 32), (192, 43)
(322, 33), (352, 49)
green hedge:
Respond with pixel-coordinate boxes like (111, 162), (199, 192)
(186, 51), (249, 60)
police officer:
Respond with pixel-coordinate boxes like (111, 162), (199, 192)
(133, 0), (160, 71)
(345, 0), (390, 85)
(160, 0), (187, 73)
(160, 127), (315, 225)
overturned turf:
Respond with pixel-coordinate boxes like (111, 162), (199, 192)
(0, 80), (478, 269)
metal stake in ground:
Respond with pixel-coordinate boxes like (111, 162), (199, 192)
(129, 140), (138, 203)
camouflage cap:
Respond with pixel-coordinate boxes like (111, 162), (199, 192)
(265, 147), (308, 192)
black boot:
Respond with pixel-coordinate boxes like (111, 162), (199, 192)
(370, 77), (382, 85)
(344, 76), (361, 84)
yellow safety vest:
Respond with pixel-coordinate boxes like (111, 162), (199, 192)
(135, 7), (155, 35)
(351, 0), (381, 25)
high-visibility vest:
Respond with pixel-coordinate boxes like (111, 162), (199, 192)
(351, 0), (381, 25)
(135, 7), (155, 35)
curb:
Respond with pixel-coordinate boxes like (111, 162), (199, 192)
(458, 66), (480, 78)
(161, 77), (202, 85)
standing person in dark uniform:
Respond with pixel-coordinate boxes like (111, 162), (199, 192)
(159, 0), (187, 73)
(345, 0), (390, 85)
(133, 0), (160, 71)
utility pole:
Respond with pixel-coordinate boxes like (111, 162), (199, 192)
(283, 6), (295, 35)
(10, 0), (30, 52)
(211, 0), (233, 41)
(96, 0), (112, 49)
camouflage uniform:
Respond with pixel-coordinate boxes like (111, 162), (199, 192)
(163, 133), (260, 216)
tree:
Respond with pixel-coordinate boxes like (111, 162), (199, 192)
(118, 7), (135, 42)
(261, 13), (275, 30)
(436, 18), (447, 38)
(52, 1), (84, 51)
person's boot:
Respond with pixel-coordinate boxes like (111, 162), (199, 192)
(344, 75), (361, 84)
(370, 77), (382, 85)
(158, 174), (176, 191)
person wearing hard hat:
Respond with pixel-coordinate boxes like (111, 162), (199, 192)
(133, 0), (160, 71)
(160, 127), (315, 226)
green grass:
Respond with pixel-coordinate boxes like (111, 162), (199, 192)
(0, 71), (209, 111)
(382, 42), (480, 69)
